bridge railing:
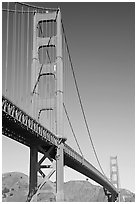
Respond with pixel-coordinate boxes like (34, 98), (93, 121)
(2, 95), (59, 147)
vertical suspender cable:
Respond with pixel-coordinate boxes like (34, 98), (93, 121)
(52, 18), (53, 131)
(55, 18), (57, 134)
(19, 6), (22, 105)
(48, 17), (50, 129)
(26, 7), (30, 110)
(5, 2), (9, 96)
(34, 9), (37, 119)
(51, 18), (53, 132)
(52, 18), (54, 132)
(50, 18), (54, 132)
(46, 16), (49, 126)
(53, 17), (55, 133)
(23, 7), (25, 108)
(63, 26), (65, 108)
(12, 3), (17, 100)
(33, 9), (35, 118)
(16, 4), (20, 105)
(49, 18), (51, 130)
(37, 10), (41, 121)
(41, 10), (44, 123)
(36, 9), (39, 120)
(50, 17), (53, 131)
(51, 19), (53, 131)
(20, 5), (24, 107)
(63, 27), (66, 135)
(54, 16), (57, 133)
(30, 10), (33, 109)
(44, 11), (47, 125)
(49, 17), (51, 130)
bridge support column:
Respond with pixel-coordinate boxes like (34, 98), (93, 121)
(30, 7), (65, 202)
(28, 145), (57, 202)
(56, 142), (64, 201)
(103, 187), (117, 202)
(56, 9), (64, 202)
(28, 145), (38, 201)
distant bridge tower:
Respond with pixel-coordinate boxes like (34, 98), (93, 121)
(104, 156), (120, 202)
(28, 8), (65, 201)
(110, 156), (120, 201)
(110, 156), (119, 189)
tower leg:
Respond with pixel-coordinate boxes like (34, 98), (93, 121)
(56, 142), (64, 201)
(28, 145), (38, 201)
(56, 9), (64, 202)
(103, 188), (117, 202)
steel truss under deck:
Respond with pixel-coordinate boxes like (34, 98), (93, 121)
(2, 95), (118, 201)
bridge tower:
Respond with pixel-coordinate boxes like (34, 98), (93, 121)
(28, 8), (65, 201)
(103, 156), (120, 202)
(110, 156), (119, 189)
(110, 156), (120, 201)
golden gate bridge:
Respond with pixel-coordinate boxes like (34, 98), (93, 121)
(2, 2), (120, 202)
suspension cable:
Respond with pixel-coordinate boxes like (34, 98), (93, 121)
(3, 7), (59, 14)
(63, 103), (84, 158)
(2, 8), (35, 13)
(16, 2), (58, 11)
(3, 2), (105, 176)
(61, 20), (105, 176)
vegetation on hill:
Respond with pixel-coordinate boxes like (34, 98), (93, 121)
(2, 172), (135, 202)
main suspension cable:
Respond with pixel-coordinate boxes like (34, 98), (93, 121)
(2, 8), (35, 13)
(61, 20), (105, 176)
(16, 2), (58, 11)
(63, 103), (84, 158)
(3, 2), (105, 176)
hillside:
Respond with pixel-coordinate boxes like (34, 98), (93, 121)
(119, 189), (135, 202)
(2, 172), (28, 202)
(2, 172), (135, 202)
(64, 180), (107, 202)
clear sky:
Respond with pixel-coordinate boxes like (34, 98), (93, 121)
(2, 2), (135, 193)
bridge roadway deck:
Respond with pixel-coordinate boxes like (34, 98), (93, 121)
(2, 95), (118, 198)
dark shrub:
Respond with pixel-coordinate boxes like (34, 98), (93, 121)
(2, 187), (9, 194)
